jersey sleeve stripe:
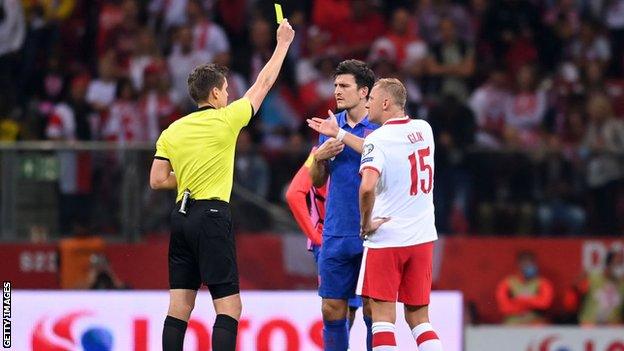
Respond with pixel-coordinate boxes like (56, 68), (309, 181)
(360, 166), (381, 176)
(154, 156), (170, 162)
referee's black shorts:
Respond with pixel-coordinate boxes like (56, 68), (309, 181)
(169, 199), (239, 299)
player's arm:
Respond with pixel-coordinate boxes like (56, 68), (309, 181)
(310, 138), (344, 187)
(359, 168), (389, 238)
(243, 20), (295, 114)
(285, 165), (322, 246)
(359, 168), (379, 231)
(307, 110), (364, 153)
(149, 159), (177, 190)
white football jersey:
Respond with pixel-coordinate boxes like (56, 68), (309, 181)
(359, 117), (438, 248)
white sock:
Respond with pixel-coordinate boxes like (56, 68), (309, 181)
(372, 322), (397, 351)
(412, 322), (442, 351)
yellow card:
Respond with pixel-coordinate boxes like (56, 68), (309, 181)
(274, 3), (284, 24)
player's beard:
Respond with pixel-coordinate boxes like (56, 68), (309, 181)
(337, 98), (359, 111)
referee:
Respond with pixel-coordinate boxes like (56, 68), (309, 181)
(149, 20), (294, 351)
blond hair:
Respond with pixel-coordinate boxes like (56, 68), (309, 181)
(374, 78), (407, 109)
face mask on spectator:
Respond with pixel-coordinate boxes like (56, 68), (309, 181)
(522, 264), (538, 280)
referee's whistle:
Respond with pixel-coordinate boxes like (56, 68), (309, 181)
(179, 189), (192, 215)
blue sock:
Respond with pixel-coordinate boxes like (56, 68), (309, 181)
(323, 319), (348, 351)
(363, 315), (373, 351)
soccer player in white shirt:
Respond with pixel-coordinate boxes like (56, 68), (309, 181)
(358, 78), (441, 351)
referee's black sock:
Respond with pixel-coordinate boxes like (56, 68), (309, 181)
(162, 315), (187, 351)
(212, 314), (238, 351)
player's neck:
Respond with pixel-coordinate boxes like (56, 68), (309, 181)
(345, 104), (368, 127)
(380, 111), (406, 125)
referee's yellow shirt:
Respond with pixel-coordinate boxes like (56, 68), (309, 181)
(154, 97), (254, 203)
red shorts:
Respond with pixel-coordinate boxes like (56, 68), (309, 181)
(356, 241), (434, 306)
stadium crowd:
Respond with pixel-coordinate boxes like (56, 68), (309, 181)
(0, 0), (623, 236)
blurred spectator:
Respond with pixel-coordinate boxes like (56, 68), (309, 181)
(469, 66), (510, 148)
(186, 0), (229, 65)
(417, 0), (473, 44)
(19, 0), (75, 104)
(138, 62), (181, 142)
(86, 52), (118, 111)
(104, 0), (140, 70)
(569, 19), (611, 71)
(86, 253), (127, 289)
(46, 75), (97, 234)
(597, 0), (624, 76)
(97, 0), (125, 57)
(148, 0), (194, 31)
(582, 61), (624, 118)
(247, 17), (274, 81)
(579, 250), (624, 325)
(167, 24), (210, 111)
(481, 0), (542, 60)
(425, 17), (475, 102)
(0, 0), (25, 108)
(504, 64), (547, 149)
(535, 153), (586, 235)
(298, 56), (337, 119)
(334, 0), (385, 60)
(102, 78), (142, 142)
(582, 93), (624, 234)
(372, 7), (426, 70)
(128, 28), (161, 91)
(235, 130), (270, 199)
(311, 0), (351, 41)
(428, 95), (475, 234)
(496, 251), (554, 324)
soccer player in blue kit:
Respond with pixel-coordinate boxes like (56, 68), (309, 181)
(309, 59), (378, 350)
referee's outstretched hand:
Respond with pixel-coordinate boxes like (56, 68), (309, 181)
(277, 19), (295, 45)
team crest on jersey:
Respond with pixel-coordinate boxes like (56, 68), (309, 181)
(363, 144), (374, 156)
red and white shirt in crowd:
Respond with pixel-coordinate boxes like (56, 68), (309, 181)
(102, 100), (143, 142)
(506, 89), (547, 145)
(138, 91), (180, 142)
(193, 19), (229, 57)
(46, 103), (94, 195)
(469, 84), (510, 147)
(359, 117), (438, 248)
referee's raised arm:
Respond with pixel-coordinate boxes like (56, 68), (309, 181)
(244, 19), (295, 113)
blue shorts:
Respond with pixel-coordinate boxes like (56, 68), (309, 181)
(317, 235), (364, 300)
(312, 246), (363, 308)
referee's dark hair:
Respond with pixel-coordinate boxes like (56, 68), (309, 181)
(334, 59), (375, 98)
(187, 63), (229, 104)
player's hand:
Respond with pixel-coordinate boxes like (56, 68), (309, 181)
(276, 19), (295, 45)
(314, 138), (344, 161)
(360, 217), (391, 240)
(307, 110), (340, 138)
